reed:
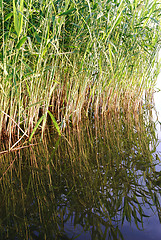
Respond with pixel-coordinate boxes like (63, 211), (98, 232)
(0, 0), (160, 144)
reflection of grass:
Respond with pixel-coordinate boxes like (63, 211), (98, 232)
(0, 0), (160, 143)
(0, 108), (161, 239)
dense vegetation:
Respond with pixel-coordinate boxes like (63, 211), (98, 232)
(0, 0), (161, 144)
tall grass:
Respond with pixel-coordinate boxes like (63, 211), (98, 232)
(0, 0), (160, 144)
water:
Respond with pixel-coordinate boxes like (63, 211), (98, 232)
(1, 107), (161, 240)
(0, 55), (161, 239)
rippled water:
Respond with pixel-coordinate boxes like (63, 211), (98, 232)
(0, 106), (161, 240)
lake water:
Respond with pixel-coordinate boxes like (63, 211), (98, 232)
(0, 53), (161, 239)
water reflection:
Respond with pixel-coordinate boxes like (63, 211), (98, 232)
(0, 108), (161, 239)
(154, 49), (161, 136)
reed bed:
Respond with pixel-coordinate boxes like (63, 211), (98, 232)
(0, 0), (160, 144)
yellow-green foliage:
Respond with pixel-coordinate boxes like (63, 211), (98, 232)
(13, 0), (24, 37)
(0, 0), (160, 142)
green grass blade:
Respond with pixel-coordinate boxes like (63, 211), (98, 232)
(29, 114), (46, 142)
(13, 0), (24, 37)
(16, 36), (27, 49)
(59, 8), (76, 16)
(4, 12), (13, 21)
(48, 110), (61, 136)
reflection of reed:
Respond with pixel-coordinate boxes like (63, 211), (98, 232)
(0, 108), (160, 239)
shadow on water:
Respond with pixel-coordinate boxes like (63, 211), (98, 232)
(0, 107), (161, 240)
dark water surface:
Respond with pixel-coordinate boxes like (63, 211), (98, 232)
(0, 106), (161, 240)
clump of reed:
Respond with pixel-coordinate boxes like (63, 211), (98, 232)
(0, 0), (160, 144)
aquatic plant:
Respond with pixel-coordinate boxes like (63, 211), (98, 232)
(0, 0), (160, 145)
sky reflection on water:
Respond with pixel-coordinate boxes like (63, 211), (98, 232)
(121, 50), (161, 240)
